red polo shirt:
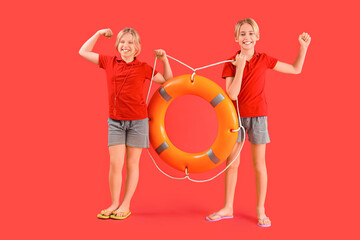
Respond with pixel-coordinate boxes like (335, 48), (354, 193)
(222, 50), (278, 117)
(99, 55), (157, 120)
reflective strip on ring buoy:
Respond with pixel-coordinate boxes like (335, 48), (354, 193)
(148, 74), (239, 173)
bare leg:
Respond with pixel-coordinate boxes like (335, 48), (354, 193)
(114, 146), (142, 217)
(251, 143), (271, 226)
(100, 144), (126, 216)
(207, 142), (243, 220)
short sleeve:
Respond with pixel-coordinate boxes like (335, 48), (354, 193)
(144, 63), (158, 80)
(98, 55), (112, 69)
(264, 53), (278, 69)
(222, 60), (236, 79)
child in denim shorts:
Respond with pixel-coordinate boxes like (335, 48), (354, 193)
(79, 28), (173, 219)
(206, 18), (311, 227)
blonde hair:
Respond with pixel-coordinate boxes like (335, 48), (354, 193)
(114, 28), (141, 56)
(234, 18), (260, 39)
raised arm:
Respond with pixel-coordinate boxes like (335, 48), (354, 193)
(152, 49), (173, 84)
(78, 29), (113, 65)
(273, 32), (311, 74)
(226, 53), (246, 100)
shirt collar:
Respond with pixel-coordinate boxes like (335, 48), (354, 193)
(116, 56), (139, 65)
(236, 50), (260, 59)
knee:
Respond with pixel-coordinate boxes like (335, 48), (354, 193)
(252, 160), (266, 173)
(126, 158), (140, 170)
(109, 156), (124, 170)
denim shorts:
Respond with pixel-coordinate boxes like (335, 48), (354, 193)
(107, 118), (149, 148)
(237, 116), (270, 145)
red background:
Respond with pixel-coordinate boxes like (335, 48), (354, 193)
(1, 0), (359, 239)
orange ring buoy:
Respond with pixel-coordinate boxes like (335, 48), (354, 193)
(148, 74), (239, 173)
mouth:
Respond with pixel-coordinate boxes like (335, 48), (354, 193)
(121, 49), (131, 53)
(243, 41), (252, 45)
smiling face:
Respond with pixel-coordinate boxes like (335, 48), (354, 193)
(235, 23), (260, 50)
(117, 33), (137, 60)
(114, 28), (141, 62)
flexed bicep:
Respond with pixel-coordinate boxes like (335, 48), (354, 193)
(79, 29), (112, 65)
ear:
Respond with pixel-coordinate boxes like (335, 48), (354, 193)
(256, 34), (260, 40)
(235, 37), (239, 42)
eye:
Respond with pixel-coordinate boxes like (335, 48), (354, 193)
(120, 40), (125, 43)
(240, 33), (245, 36)
(249, 32), (254, 35)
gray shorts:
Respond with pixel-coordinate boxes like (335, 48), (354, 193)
(237, 116), (270, 145)
(108, 118), (149, 148)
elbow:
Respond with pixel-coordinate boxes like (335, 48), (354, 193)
(226, 88), (238, 101)
(228, 93), (238, 101)
(162, 73), (173, 82)
(292, 66), (302, 74)
(79, 47), (88, 57)
(294, 69), (302, 74)
(166, 74), (173, 81)
(156, 75), (166, 84)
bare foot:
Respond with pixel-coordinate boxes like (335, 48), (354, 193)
(207, 207), (233, 221)
(256, 206), (271, 227)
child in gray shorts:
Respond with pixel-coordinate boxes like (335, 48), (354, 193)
(79, 27), (173, 219)
(206, 18), (311, 227)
